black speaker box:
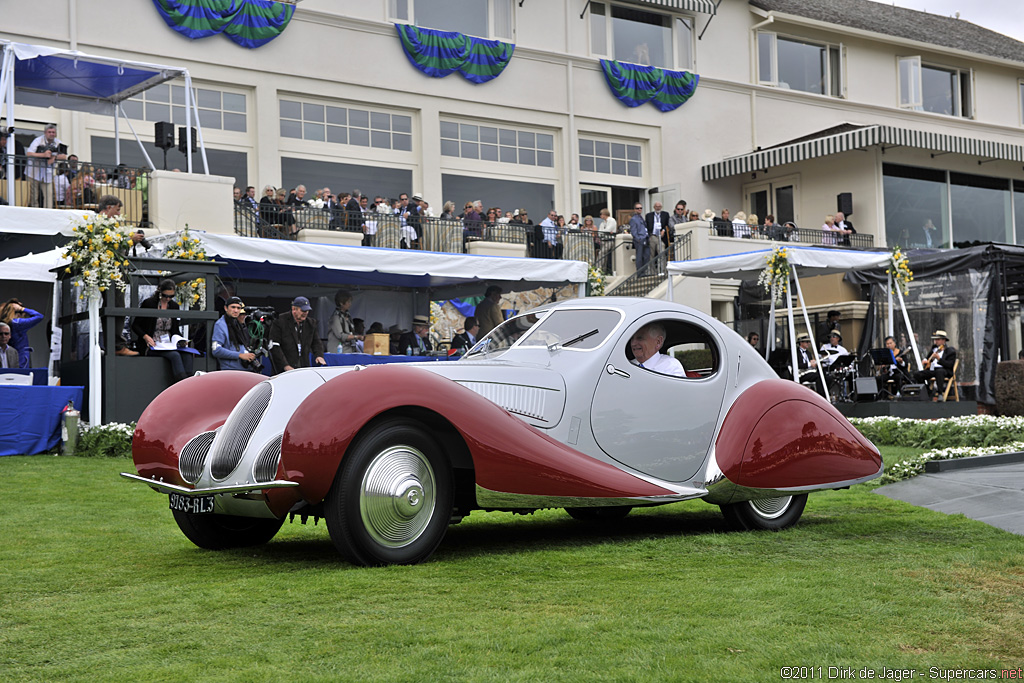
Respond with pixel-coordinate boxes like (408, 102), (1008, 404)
(837, 192), (853, 217)
(901, 383), (928, 401)
(154, 121), (175, 150)
(177, 126), (198, 155)
(855, 376), (878, 401)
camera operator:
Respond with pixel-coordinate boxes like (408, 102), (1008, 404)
(26, 123), (66, 208)
(211, 296), (258, 371)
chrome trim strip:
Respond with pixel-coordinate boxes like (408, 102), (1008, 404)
(120, 472), (299, 496)
(703, 462), (884, 505)
(474, 485), (704, 509)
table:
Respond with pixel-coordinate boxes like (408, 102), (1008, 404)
(0, 385), (85, 456)
(323, 353), (456, 367)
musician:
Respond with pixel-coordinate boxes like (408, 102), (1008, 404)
(914, 330), (957, 401)
(819, 331), (848, 368)
(795, 333), (823, 396)
(877, 335), (910, 395)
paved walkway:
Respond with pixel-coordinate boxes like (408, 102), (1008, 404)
(875, 455), (1024, 535)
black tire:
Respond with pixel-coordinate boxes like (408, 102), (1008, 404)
(325, 419), (453, 566)
(720, 493), (808, 531)
(565, 506), (633, 522)
(171, 509), (285, 550)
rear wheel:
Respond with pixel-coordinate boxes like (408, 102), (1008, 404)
(171, 510), (284, 549)
(565, 506), (633, 521)
(720, 494), (807, 531)
(325, 419), (453, 566)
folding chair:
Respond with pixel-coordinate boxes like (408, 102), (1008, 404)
(941, 358), (960, 402)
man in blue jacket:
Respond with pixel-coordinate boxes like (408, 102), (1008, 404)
(211, 296), (256, 371)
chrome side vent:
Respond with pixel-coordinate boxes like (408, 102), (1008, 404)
(457, 382), (548, 421)
(178, 430), (217, 484)
(211, 382), (273, 480)
(253, 434), (283, 483)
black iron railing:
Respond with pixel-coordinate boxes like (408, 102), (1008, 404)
(606, 231), (692, 298)
(234, 205), (297, 241)
(1, 157), (150, 227)
(704, 221), (874, 249)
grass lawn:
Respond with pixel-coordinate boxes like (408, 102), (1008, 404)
(2, 448), (1023, 682)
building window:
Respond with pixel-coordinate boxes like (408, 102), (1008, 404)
(578, 138), (642, 177)
(1019, 81), (1024, 126)
(280, 99), (413, 152)
(440, 121), (553, 167)
(757, 32), (842, 97)
(898, 56), (972, 117)
(389, 0), (513, 40)
(122, 83), (247, 132)
(589, 2), (694, 70)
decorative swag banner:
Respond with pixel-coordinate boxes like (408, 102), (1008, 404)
(600, 60), (699, 112)
(395, 24), (514, 84)
(152, 0), (295, 49)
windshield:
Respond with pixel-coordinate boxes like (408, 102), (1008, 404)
(464, 308), (621, 359)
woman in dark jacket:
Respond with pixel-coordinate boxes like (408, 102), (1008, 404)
(131, 279), (194, 382)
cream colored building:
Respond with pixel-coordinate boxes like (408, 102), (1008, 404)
(5, 0), (1024, 319)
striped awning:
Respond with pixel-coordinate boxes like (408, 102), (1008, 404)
(619, 0), (718, 16)
(701, 124), (1024, 181)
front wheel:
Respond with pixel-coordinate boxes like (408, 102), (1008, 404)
(325, 419), (453, 566)
(720, 494), (807, 531)
(171, 509), (284, 549)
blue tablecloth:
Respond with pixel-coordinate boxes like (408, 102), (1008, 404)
(0, 368), (48, 385)
(0, 385), (84, 456)
(323, 353), (456, 366)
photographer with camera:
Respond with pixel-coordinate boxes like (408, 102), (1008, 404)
(211, 296), (258, 372)
(26, 123), (66, 208)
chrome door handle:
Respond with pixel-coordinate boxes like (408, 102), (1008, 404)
(606, 364), (630, 378)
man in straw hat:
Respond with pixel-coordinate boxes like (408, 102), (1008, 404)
(398, 314), (434, 356)
(915, 330), (957, 401)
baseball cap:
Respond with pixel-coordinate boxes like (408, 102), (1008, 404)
(291, 296), (312, 311)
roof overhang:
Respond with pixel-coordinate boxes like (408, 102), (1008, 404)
(701, 123), (1024, 181)
(619, 0), (718, 15)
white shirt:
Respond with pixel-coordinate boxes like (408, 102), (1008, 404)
(819, 343), (849, 367)
(633, 352), (686, 377)
(27, 134), (63, 183)
(599, 217), (618, 234)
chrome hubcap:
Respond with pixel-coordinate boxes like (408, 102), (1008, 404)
(360, 445), (436, 548)
(749, 495), (792, 519)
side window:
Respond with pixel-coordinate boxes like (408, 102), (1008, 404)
(624, 319), (719, 378)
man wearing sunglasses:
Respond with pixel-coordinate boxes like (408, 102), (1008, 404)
(0, 323), (17, 368)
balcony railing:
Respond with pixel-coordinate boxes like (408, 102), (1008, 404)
(239, 207), (624, 271)
(705, 221), (874, 249)
(1, 157), (150, 227)
(606, 231), (692, 298)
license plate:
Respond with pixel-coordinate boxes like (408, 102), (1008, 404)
(168, 493), (215, 515)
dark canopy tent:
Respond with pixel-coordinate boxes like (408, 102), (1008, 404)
(846, 243), (1024, 404)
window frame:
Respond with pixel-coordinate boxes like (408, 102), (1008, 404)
(278, 96), (415, 154)
(898, 55), (974, 118)
(588, 1), (696, 71)
(439, 118), (556, 169)
(757, 30), (844, 98)
(578, 135), (645, 182)
(389, 0), (514, 41)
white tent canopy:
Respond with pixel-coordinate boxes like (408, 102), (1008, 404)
(0, 40), (211, 201)
(0, 205), (85, 236)
(667, 246), (917, 395)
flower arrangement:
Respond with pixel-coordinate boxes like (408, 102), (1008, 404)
(757, 243), (791, 301)
(62, 214), (134, 300)
(887, 246), (913, 296)
(163, 226), (212, 308)
(306, 197), (325, 210)
(587, 265), (606, 297)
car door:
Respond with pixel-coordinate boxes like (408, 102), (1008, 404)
(590, 312), (729, 483)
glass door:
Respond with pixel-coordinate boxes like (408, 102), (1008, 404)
(581, 185), (612, 229)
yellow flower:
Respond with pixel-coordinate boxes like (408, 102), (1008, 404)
(106, 250), (114, 258)
(84, 270), (91, 277)
(123, 260), (130, 266)
(64, 267), (71, 273)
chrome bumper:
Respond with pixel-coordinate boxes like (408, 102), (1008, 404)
(120, 472), (299, 496)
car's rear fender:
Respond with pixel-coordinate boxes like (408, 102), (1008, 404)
(705, 379), (882, 504)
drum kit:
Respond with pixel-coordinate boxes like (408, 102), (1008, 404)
(821, 350), (858, 403)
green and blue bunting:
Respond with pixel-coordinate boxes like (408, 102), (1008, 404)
(396, 25), (514, 84)
(152, 0), (295, 49)
(600, 59), (699, 112)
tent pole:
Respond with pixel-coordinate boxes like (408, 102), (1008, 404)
(189, 79), (210, 175)
(894, 284), (923, 372)
(114, 104), (121, 166)
(666, 273), (673, 301)
(887, 273), (894, 338)
(766, 295), (774, 361)
(786, 283), (798, 386)
(118, 104), (156, 171)
(792, 265), (828, 396)
(88, 296), (101, 425)
(578, 282), (585, 298)
(2, 48), (14, 203)
(183, 73), (194, 173)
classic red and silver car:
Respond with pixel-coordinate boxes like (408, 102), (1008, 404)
(123, 297), (881, 566)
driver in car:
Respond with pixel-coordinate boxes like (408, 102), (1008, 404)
(630, 322), (686, 377)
